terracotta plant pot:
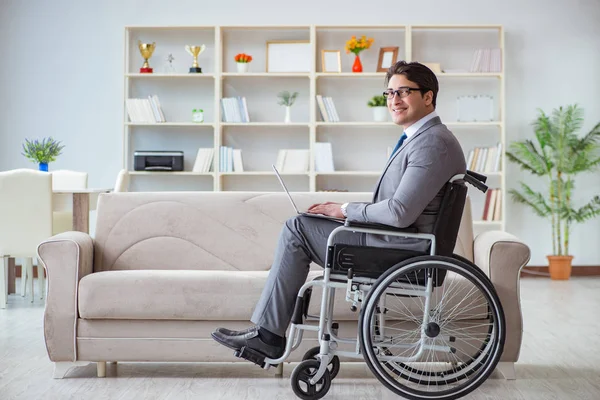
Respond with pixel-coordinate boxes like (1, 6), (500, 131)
(546, 255), (573, 280)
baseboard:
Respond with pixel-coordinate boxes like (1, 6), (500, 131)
(12, 264), (600, 278)
(521, 266), (600, 277)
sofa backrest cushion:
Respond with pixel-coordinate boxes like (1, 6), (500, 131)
(93, 192), (474, 272)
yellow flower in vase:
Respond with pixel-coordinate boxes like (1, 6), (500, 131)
(345, 35), (374, 72)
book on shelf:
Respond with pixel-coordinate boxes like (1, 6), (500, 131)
(126, 95), (166, 123)
(218, 146), (244, 172)
(314, 142), (335, 172)
(466, 142), (502, 173)
(482, 188), (502, 221)
(275, 149), (309, 173)
(469, 48), (502, 73)
(232, 149), (244, 172)
(192, 148), (214, 173)
(316, 95), (340, 122)
(221, 97), (250, 122)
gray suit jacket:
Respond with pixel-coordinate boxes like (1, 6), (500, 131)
(346, 116), (466, 252)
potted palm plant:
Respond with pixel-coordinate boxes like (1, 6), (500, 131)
(22, 137), (65, 171)
(506, 104), (600, 280)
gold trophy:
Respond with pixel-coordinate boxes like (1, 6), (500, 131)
(138, 41), (156, 73)
(185, 44), (206, 73)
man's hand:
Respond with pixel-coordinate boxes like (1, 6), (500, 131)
(306, 202), (345, 219)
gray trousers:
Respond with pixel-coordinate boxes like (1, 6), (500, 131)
(251, 215), (366, 336)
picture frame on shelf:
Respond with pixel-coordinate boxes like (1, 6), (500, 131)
(377, 46), (399, 72)
(266, 40), (311, 73)
(321, 50), (341, 73)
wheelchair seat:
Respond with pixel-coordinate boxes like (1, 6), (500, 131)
(331, 176), (469, 285)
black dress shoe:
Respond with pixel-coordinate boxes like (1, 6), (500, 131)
(215, 325), (259, 336)
(211, 329), (285, 360)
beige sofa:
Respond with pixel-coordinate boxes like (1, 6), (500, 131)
(37, 191), (530, 379)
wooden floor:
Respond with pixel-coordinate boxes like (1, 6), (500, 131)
(1, 277), (600, 399)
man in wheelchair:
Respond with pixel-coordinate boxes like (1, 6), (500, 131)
(212, 61), (502, 398)
(212, 60), (468, 359)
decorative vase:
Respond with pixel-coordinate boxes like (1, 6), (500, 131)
(352, 54), (363, 73)
(236, 63), (249, 73)
(547, 255), (573, 280)
(372, 107), (388, 122)
(38, 162), (48, 172)
(284, 106), (291, 123)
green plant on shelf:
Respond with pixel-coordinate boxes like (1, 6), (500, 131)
(277, 91), (298, 107)
(367, 95), (386, 107)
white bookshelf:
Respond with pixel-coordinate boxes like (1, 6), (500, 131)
(123, 24), (505, 229)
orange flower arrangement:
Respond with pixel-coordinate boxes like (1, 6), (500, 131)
(345, 35), (374, 55)
(234, 53), (253, 63)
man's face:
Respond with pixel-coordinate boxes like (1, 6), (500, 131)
(386, 74), (433, 128)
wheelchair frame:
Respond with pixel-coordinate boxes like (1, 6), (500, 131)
(233, 171), (504, 399)
(263, 226), (438, 379)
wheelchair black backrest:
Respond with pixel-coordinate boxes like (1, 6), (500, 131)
(431, 180), (468, 257)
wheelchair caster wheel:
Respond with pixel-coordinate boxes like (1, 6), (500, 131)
(302, 346), (340, 380)
(291, 360), (331, 400)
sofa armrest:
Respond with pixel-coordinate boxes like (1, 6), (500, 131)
(473, 230), (531, 362)
(37, 231), (94, 362)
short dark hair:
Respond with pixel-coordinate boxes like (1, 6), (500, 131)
(385, 61), (439, 108)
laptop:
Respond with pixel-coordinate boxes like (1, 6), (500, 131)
(272, 165), (345, 224)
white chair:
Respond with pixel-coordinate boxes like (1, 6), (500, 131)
(0, 169), (53, 308)
(51, 170), (88, 235)
(114, 169), (130, 192)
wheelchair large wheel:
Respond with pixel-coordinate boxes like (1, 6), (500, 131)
(359, 255), (505, 400)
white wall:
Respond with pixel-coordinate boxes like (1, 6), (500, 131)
(1, 0), (599, 265)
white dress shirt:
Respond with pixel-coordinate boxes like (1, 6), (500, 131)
(403, 110), (438, 140)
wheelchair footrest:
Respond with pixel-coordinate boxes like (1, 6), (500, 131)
(233, 346), (266, 368)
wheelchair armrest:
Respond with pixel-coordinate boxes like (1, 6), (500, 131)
(344, 220), (418, 234)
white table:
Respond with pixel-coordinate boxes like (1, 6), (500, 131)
(53, 188), (113, 232)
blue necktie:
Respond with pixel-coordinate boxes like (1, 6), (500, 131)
(389, 132), (407, 159)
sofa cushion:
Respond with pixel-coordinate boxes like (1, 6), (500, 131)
(79, 268), (486, 322)
(92, 192), (372, 273)
(92, 192), (474, 272)
(79, 270), (361, 321)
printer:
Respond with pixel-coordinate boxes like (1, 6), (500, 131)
(134, 151), (184, 171)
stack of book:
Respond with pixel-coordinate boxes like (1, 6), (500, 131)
(221, 97), (250, 122)
(316, 95), (340, 122)
(275, 149), (309, 173)
(126, 95), (166, 123)
(219, 146), (244, 172)
(482, 189), (502, 221)
(466, 143), (502, 173)
(192, 148), (215, 173)
(469, 48), (502, 73)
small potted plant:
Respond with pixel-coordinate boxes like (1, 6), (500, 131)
(22, 137), (65, 171)
(345, 35), (374, 73)
(234, 53), (252, 73)
(368, 94), (388, 122)
(277, 91), (299, 123)
(507, 104), (600, 280)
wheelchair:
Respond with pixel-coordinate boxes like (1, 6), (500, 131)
(234, 170), (505, 400)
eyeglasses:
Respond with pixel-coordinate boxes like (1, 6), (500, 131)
(382, 87), (422, 99)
